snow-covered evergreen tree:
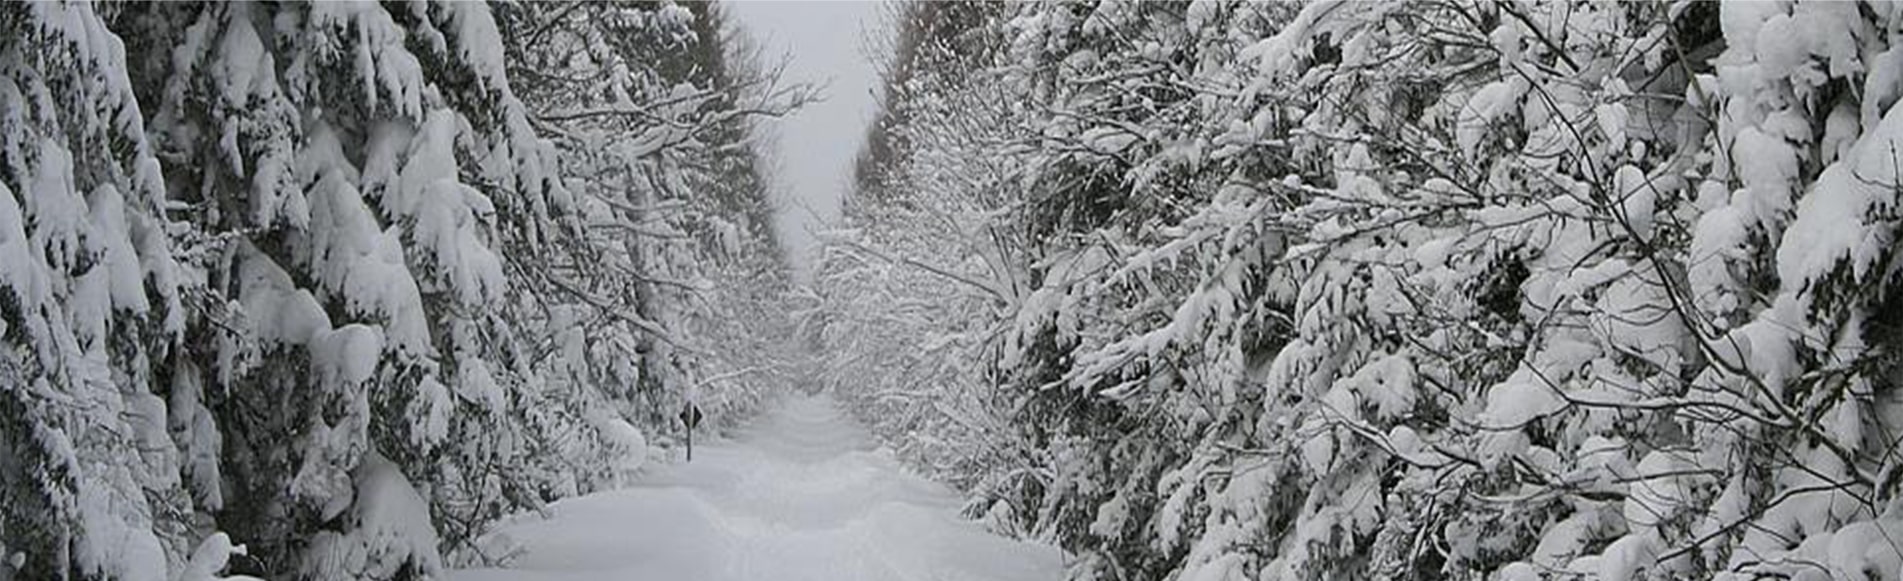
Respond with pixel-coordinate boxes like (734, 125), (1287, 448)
(0, 3), (191, 577)
(110, 3), (578, 575)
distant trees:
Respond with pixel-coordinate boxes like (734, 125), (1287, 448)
(0, 1), (801, 579)
(806, 0), (1023, 494)
(497, 0), (809, 466)
(826, 1), (1903, 580)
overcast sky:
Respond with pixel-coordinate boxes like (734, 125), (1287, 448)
(728, 0), (886, 283)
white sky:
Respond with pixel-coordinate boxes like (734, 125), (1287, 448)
(727, 0), (886, 283)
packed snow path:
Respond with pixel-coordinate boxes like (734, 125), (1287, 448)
(450, 393), (1064, 581)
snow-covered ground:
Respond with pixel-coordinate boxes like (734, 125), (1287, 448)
(449, 393), (1064, 581)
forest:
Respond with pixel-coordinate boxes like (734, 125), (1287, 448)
(2, 1), (803, 578)
(816, 1), (1903, 580)
(10, 1), (1903, 581)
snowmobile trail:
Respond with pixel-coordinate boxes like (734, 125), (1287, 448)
(449, 393), (1064, 581)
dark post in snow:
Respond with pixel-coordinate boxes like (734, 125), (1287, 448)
(679, 402), (703, 461)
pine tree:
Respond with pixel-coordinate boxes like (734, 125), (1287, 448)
(1, 2), (191, 577)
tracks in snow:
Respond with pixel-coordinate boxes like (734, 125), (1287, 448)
(449, 393), (1063, 581)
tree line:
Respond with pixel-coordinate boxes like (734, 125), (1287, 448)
(1, 2), (804, 579)
(816, 2), (1903, 580)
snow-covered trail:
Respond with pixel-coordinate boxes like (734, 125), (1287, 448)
(449, 393), (1065, 581)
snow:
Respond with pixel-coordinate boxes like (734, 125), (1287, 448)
(449, 393), (1064, 581)
(353, 451), (445, 578)
(307, 2), (425, 119)
(302, 450), (445, 580)
(68, 470), (163, 581)
(300, 124), (432, 360)
(0, 169), (45, 346)
(394, 110), (506, 307)
(168, 361), (226, 510)
(1347, 353), (1415, 420)
(85, 184), (148, 314)
(1776, 100), (1903, 292)
(1862, 47), (1903, 129)
(1596, 532), (1659, 581)
(592, 413), (649, 486)
(1240, 0), (1342, 80)
(1591, 263), (1686, 369)
(237, 245), (333, 348)
(28, 137), (85, 271)
(213, 11), (269, 110)
(456, 358), (506, 413)
(179, 533), (264, 581)
(1613, 165), (1655, 240)
(412, 375), (452, 447)
(1688, 203), (1747, 316)
(1457, 79), (1526, 159)
(1625, 450), (1702, 529)
(312, 324), (384, 388)
(1481, 368), (1569, 429)
(444, 2), (509, 94)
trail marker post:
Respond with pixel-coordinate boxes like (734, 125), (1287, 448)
(679, 403), (703, 461)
